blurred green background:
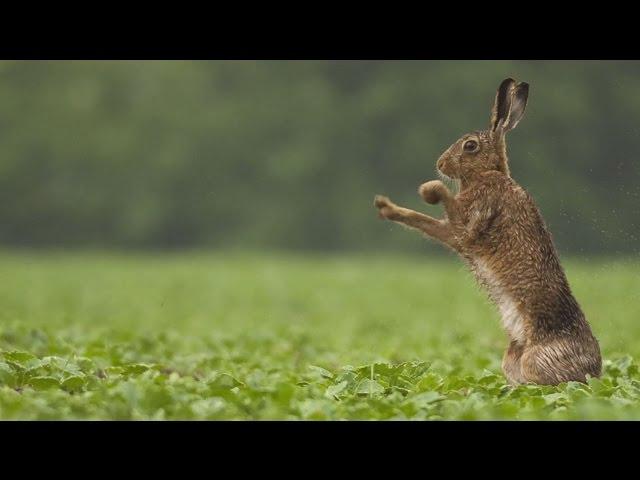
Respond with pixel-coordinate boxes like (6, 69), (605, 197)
(1, 60), (638, 255)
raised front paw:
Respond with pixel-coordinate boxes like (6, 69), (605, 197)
(374, 195), (398, 220)
(419, 180), (447, 205)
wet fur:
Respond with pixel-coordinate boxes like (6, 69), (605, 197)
(374, 78), (601, 385)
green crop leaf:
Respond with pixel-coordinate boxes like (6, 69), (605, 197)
(307, 365), (333, 380)
(356, 379), (385, 397)
(61, 376), (86, 392)
(325, 381), (348, 400)
(191, 398), (226, 418)
(417, 373), (444, 392)
(411, 391), (444, 406)
(2, 351), (36, 364)
(121, 364), (153, 375)
(208, 373), (243, 392)
(28, 376), (60, 390)
(0, 362), (17, 388)
(105, 366), (124, 376)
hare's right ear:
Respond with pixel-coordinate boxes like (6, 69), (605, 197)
(502, 82), (529, 132)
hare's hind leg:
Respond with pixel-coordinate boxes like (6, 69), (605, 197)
(502, 341), (527, 385)
(520, 340), (602, 386)
(519, 345), (565, 385)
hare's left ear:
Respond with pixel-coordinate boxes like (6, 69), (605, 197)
(490, 79), (528, 177)
(490, 79), (529, 133)
(491, 78), (516, 132)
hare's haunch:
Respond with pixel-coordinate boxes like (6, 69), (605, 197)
(374, 78), (601, 386)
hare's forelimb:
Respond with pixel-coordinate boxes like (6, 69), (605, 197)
(419, 180), (452, 205)
(374, 195), (455, 247)
(418, 180), (460, 220)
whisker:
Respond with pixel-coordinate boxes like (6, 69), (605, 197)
(437, 168), (459, 195)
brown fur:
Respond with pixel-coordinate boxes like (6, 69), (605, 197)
(374, 78), (601, 386)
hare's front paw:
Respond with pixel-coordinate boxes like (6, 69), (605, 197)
(419, 180), (447, 205)
(374, 195), (398, 220)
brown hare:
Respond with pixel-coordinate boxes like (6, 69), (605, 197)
(374, 78), (601, 386)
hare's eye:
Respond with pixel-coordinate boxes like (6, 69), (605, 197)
(463, 140), (478, 152)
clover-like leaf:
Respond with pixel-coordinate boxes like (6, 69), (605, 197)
(61, 375), (86, 392)
(325, 381), (348, 400)
(356, 379), (385, 396)
(3, 351), (36, 364)
(307, 365), (333, 380)
(28, 376), (60, 390)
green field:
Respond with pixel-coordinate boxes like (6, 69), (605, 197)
(1, 251), (639, 420)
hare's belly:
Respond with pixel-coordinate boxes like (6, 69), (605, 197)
(472, 258), (526, 343)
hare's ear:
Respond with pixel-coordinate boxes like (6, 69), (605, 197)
(490, 78), (516, 132)
(502, 82), (529, 132)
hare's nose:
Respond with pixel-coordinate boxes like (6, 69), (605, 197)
(437, 159), (444, 170)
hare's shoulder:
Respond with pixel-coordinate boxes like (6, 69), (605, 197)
(477, 172), (536, 210)
(479, 171), (523, 192)
(459, 171), (521, 206)
(458, 174), (542, 237)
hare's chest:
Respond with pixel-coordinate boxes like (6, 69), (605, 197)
(472, 258), (526, 343)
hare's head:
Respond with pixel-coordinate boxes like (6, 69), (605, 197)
(436, 78), (529, 182)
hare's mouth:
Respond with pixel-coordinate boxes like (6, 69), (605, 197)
(437, 168), (451, 181)
(437, 169), (460, 193)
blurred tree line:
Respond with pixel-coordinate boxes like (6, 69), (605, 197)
(0, 60), (638, 255)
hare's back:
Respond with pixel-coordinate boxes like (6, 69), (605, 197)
(476, 174), (565, 285)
